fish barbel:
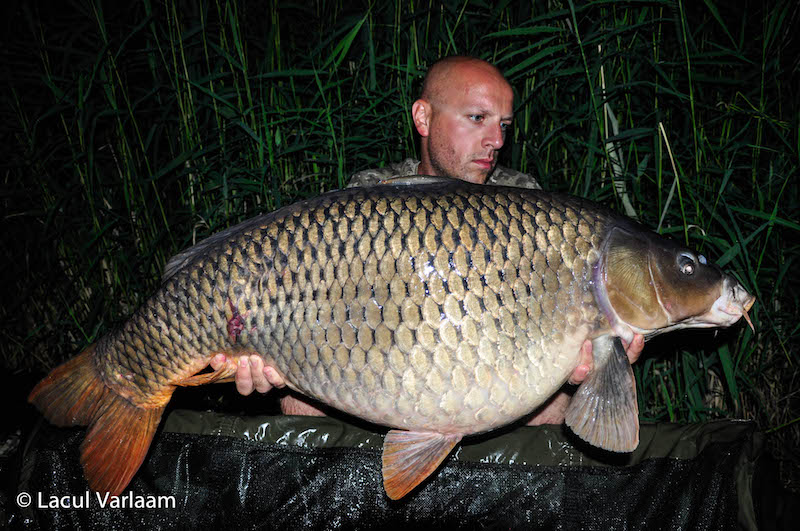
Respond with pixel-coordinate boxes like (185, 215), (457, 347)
(29, 178), (755, 499)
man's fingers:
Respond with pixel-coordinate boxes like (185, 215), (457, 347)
(568, 340), (594, 385)
(248, 355), (273, 394)
(208, 353), (285, 396)
(263, 366), (287, 389)
(623, 334), (645, 364)
(568, 364), (591, 385)
(235, 357), (255, 396)
(209, 353), (226, 371)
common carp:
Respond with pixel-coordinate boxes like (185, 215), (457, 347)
(29, 178), (755, 500)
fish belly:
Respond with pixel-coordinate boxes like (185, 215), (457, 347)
(264, 324), (590, 434)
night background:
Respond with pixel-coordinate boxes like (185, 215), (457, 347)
(1, 0), (798, 516)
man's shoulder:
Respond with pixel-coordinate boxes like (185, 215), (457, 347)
(346, 159), (420, 188)
(487, 165), (541, 190)
(346, 159), (541, 190)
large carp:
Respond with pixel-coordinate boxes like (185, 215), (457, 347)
(30, 178), (755, 499)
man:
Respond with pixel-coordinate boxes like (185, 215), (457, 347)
(347, 56), (540, 189)
(211, 56), (644, 424)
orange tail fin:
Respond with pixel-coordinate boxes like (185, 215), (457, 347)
(28, 345), (166, 495)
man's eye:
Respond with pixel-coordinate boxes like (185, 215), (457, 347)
(500, 122), (511, 132)
(469, 115), (484, 122)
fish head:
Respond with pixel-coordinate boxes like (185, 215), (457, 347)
(599, 226), (755, 339)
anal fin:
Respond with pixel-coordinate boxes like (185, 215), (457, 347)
(565, 336), (639, 452)
(382, 430), (461, 500)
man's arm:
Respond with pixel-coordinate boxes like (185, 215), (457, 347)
(486, 165), (542, 190)
(345, 159), (420, 188)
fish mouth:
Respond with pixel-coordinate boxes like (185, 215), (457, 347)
(717, 281), (756, 331)
(690, 277), (756, 331)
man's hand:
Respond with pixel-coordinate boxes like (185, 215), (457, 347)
(526, 334), (644, 425)
(208, 354), (328, 415)
(567, 334), (644, 385)
(209, 354), (286, 396)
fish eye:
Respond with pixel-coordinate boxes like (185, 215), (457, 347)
(678, 253), (696, 275)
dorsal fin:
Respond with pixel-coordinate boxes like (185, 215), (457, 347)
(162, 216), (269, 281)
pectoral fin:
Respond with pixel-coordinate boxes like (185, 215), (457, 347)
(381, 430), (462, 500)
(565, 336), (639, 452)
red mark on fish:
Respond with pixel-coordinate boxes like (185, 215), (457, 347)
(227, 300), (247, 343)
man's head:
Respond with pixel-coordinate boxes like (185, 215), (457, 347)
(412, 56), (514, 184)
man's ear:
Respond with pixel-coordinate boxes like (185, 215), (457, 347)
(412, 99), (431, 137)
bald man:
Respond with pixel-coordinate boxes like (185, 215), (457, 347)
(211, 56), (644, 424)
(348, 56), (539, 189)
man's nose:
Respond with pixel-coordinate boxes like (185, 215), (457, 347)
(482, 124), (505, 150)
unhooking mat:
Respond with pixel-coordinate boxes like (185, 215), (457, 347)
(10, 412), (766, 530)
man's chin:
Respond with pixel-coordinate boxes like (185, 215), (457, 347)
(454, 169), (490, 185)
(429, 159), (491, 184)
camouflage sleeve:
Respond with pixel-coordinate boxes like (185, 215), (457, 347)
(346, 160), (541, 190)
(487, 165), (542, 190)
(346, 159), (421, 188)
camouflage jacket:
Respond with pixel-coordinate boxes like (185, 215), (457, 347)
(346, 158), (541, 190)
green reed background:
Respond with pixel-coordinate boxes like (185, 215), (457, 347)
(1, 0), (797, 488)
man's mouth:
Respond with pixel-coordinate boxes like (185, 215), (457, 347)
(473, 158), (494, 170)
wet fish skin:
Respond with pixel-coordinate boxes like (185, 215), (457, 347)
(29, 180), (754, 499)
(98, 183), (611, 432)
